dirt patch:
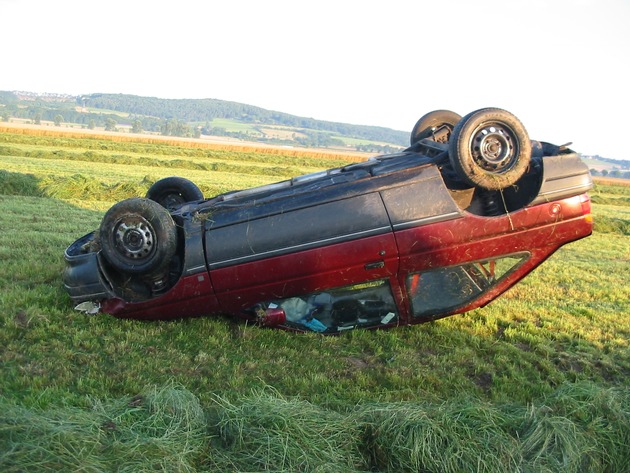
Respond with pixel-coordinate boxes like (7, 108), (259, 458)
(474, 372), (493, 392)
(13, 310), (29, 329)
(345, 356), (371, 370)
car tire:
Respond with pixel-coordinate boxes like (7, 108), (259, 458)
(146, 177), (203, 211)
(448, 108), (531, 190)
(410, 110), (462, 146)
(99, 198), (177, 275)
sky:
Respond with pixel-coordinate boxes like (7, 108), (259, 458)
(1, 0), (629, 160)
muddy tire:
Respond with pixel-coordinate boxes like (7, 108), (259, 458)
(448, 108), (531, 190)
(99, 198), (177, 275)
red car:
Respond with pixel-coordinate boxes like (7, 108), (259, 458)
(63, 108), (593, 333)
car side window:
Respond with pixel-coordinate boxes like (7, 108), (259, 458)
(407, 254), (529, 317)
(253, 279), (398, 333)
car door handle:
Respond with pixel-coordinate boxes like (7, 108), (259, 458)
(365, 261), (385, 270)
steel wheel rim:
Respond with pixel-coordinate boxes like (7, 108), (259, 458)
(470, 123), (518, 173)
(113, 217), (156, 260)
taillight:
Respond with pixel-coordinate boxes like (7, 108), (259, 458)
(580, 194), (592, 224)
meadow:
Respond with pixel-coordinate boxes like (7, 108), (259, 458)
(0, 128), (628, 472)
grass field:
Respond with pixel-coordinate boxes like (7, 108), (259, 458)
(0, 130), (628, 472)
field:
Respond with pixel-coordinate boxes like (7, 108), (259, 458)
(0, 129), (629, 472)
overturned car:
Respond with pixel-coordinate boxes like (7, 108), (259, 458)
(63, 108), (593, 333)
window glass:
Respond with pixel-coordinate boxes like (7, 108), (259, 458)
(407, 254), (529, 317)
(252, 279), (398, 333)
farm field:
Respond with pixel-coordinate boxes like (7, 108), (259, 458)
(0, 129), (629, 472)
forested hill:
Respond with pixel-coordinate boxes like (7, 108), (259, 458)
(78, 94), (409, 146)
(80, 93), (408, 146)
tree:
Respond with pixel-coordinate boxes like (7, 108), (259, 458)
(131, 119), (143, 134)
(104, 118), (117, 132)
(88, 119), (96, 130)
(175, 121), (191, 137)
(54, 114), (64, 126)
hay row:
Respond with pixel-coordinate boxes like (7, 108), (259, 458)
(2, 382), (627, 472)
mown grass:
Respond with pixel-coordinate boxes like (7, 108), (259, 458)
(2, 383), (628, 472)
(0, 130), (629, 471)
(0, 130), (363, 204)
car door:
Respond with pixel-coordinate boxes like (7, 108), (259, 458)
(205, 191), (399, 314)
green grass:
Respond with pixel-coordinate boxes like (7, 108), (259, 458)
(85, 107), (130, 118)
(0, 130), (629, 471)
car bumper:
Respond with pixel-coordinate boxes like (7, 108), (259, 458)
(63, 232), (114, 303)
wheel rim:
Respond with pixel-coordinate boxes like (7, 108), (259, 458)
(470, 123), (518, 173)
(113, 216), (156, 261)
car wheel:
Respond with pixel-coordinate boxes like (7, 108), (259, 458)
(448, 108), (531, 190)
(410, 110), (462, 146)
(146, 177), (203, 211)
(99, 198), (177, 275)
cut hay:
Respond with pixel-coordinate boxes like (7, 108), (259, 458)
(208, 387), (367, 472)
(358, 400), (520, 472)
(356, 382), (629, 473)
(0, 384), (207, 472)
(39, 174), (150, 202)
(1, 382), (628, 472)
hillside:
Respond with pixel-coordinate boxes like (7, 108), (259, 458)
(0, 91), (408, 152)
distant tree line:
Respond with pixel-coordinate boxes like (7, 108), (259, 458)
(79, 93), (410, 145)
(0, 94), (200, 138)
(590, 169), (630, 179)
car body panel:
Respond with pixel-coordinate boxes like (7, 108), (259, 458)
(210, 233), (400, 314)
(101, 272), (218, 321)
